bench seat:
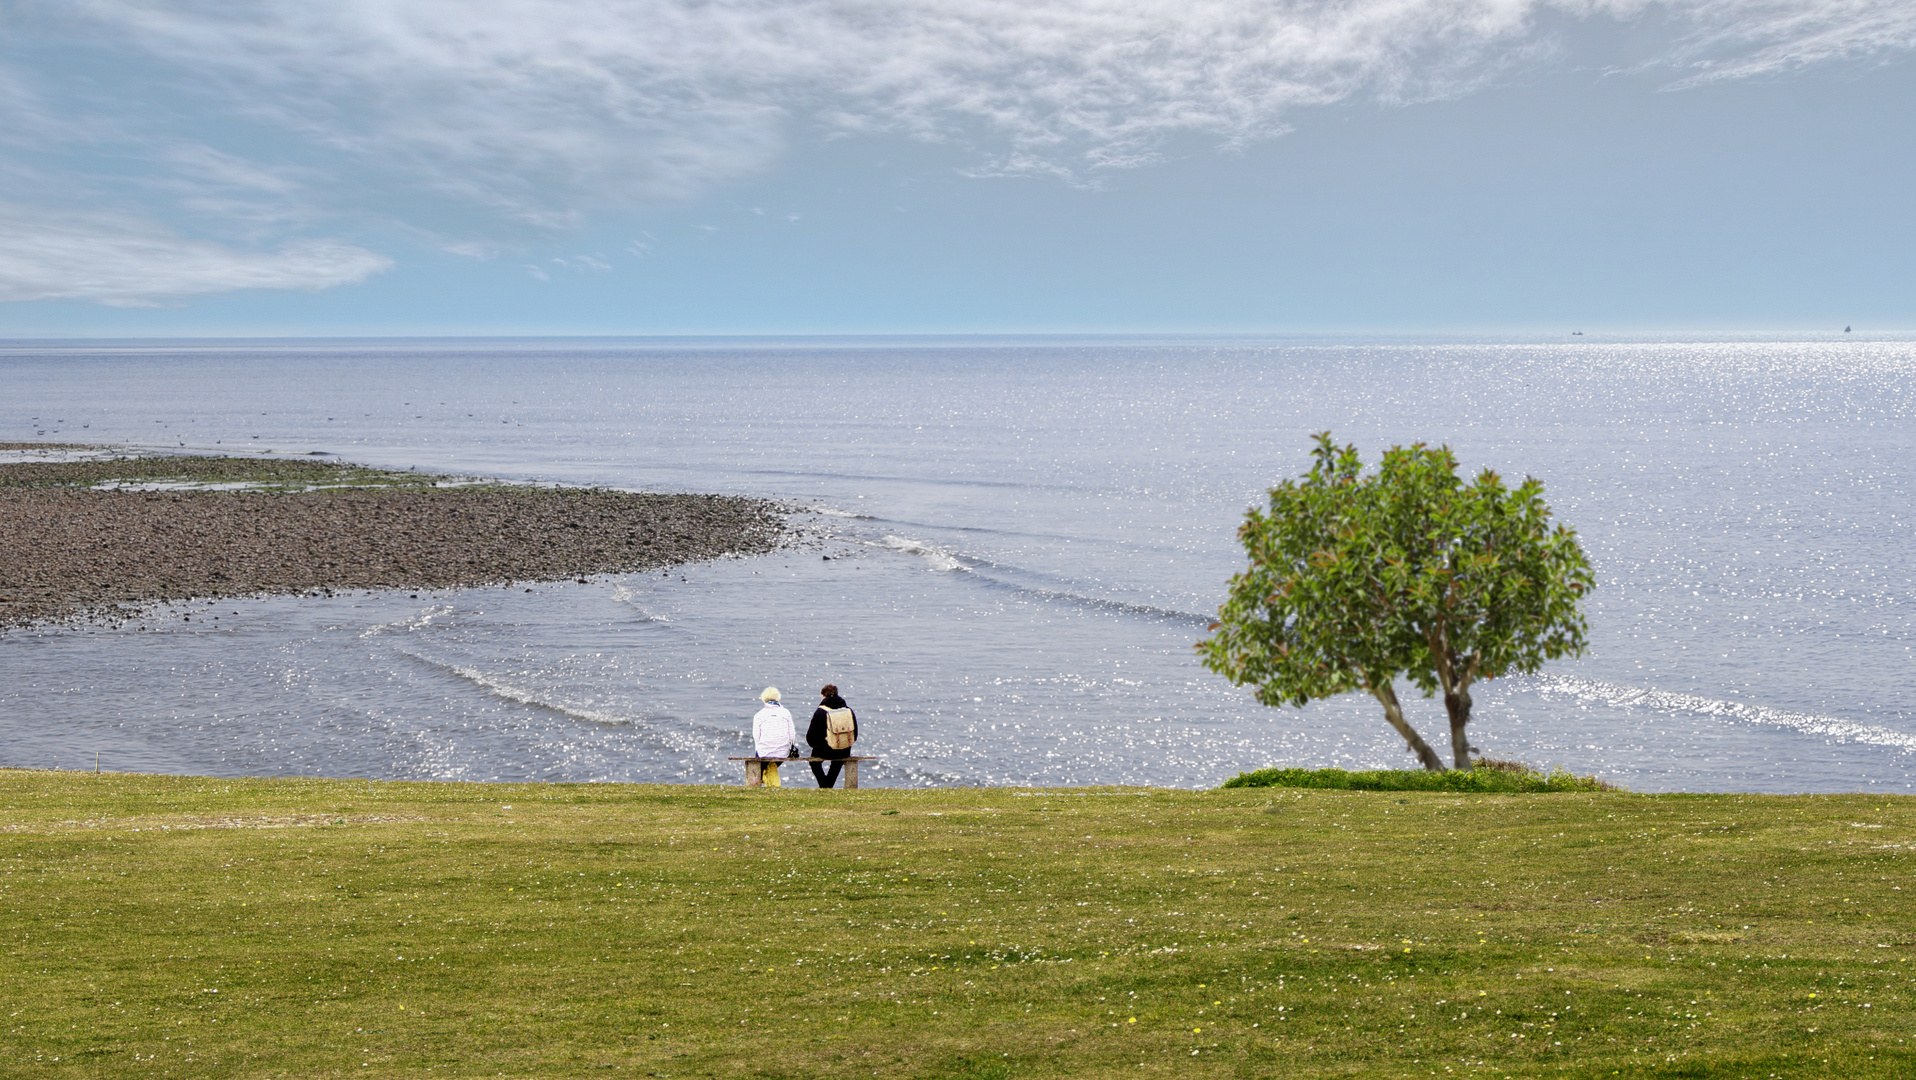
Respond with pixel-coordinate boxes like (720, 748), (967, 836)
(726, 756), (876, 788)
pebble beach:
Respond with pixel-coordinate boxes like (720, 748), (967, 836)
(0, 445), (784, 629)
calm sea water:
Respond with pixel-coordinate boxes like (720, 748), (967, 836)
(2, 337), (1911, 792)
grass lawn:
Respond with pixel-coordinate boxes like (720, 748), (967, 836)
(2, 770), (1912, 1078)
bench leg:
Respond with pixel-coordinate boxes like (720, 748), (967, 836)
(745, 760), (763, 787)
(844, 760), (858, 790)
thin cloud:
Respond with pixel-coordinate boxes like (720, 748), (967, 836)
(0, 208), (391, 305)
(1651, 0), (1916, 83)
(4, 0), (1912, 303)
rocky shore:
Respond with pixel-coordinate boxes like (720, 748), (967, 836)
(0, 448), (784, 628)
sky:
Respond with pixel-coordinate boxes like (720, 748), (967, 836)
(2, 0), (1913, 336)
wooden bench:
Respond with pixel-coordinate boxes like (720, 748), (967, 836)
(727, 756), (875, 789)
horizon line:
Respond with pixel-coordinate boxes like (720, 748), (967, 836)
(2, 328), (1909, 346)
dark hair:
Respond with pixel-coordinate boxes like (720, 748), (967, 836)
(820, 684), (838, 698)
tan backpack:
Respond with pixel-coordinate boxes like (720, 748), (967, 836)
(823, 707), (856, 751)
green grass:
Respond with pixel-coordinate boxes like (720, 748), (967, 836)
(1222, 762), (1616, 793)
(3, 770), (1913, 1078)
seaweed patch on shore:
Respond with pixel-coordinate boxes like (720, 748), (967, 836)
(0, 442), (460, 492)
(0, 446), (784, 629)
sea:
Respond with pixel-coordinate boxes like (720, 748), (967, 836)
(1, 336), (1911, 792)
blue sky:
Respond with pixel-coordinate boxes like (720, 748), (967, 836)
(2, 0), (1912, 336)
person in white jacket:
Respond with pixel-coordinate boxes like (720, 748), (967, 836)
(751, 687), (796, 788)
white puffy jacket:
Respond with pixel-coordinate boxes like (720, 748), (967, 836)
(752, 703), (796, 757)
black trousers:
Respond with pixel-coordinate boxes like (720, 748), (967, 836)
(809, 757), (845, 789)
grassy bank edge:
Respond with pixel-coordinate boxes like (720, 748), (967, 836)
(1222, 761), (1619, 793)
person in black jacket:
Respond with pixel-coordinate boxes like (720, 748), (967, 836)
(806, 683), (857, 789)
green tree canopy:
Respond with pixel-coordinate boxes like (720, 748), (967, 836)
(1198, 434), (1595, 770)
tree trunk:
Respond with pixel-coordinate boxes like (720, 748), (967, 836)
(1426, 626), (1476, 771)
(1368, 680), (1445, 771)
(1444, 680), (1474, 770)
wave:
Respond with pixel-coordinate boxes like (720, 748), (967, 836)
(878, 534), (966, 572)
(400, 652), (746, 747)
(868, 535), (1213, 626)
(984, 575), (1214, 627)
(801, 505), (877, 520)
(392, 652), (758, 780)
(836, 509), (1083, 543)
(608, 584), (670, 620)
(1530, 674), (1916, 754)
(359, 604), (455, 637)
(409, 655), (635, 727)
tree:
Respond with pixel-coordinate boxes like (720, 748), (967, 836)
(1195, 434), (1447, 770)
(1198, 434), (1594, 770)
